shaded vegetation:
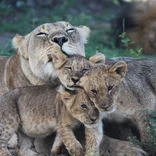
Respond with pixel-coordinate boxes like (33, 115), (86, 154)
(0, 0), (127, 58)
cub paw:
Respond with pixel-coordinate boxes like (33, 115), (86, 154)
(69, 143), (84, 156)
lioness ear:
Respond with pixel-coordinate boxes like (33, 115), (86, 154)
(109, 61), (127, 78)
(89, 53), (105, 64)
(77, 26), (90, 44)
(51, 47), (67, 69)
(12, 34), (30, 59)
(12, 34), (24, 49)
(57, 86), (76, 103)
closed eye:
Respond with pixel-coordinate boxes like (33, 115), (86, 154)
(66, 28), (76, 33)
(80, 104), (88, 109)
(91, 89), (97, 95)
(36, 32), (47, 37)
(81, 68), (89, 73)
(108, 85), (114, 92)
(65, 67), (72, 71)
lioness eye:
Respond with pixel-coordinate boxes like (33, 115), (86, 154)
(80, 104), (87, 109)
(66, 28), (75, 33)
(91, 89), (97, 95)
(108, 85), (114, 92)
(36, 32), (47, 37)
(81, 69), (89, 73)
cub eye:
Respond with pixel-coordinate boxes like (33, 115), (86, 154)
(65, 67), (72, 71)
(80, 104), (87, 109)
(91, 89), (97, 95)
(66, 28), (75, 33)
(108, 85), (114, 92)
(81, 69), (89, 73)
(36, 32), (47, 37)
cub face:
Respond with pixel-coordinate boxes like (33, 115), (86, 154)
(79, 62), (127, 112)
(51, 47), (105, 90)
(58, 86), (100, 128)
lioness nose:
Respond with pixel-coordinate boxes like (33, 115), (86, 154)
(71, 77), (79, 84)
(89, 107), (99, 122)
(53, 36), (68, 47)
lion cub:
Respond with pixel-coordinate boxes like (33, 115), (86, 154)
(0, 49), (105, 156)
(0, 85), (101, 156)
(79, 57), (155, 154)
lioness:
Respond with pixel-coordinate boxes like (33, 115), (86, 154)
(0, 21), (90, 96)
(79, 58), (156, 154)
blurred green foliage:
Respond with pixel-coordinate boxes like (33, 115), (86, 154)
(0, 0), (127, 58)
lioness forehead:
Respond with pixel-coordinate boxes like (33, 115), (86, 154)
(33, 21), (73, 33)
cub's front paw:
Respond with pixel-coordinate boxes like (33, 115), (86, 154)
(51, 152), (57, 156)
(69, 143), (84, 156)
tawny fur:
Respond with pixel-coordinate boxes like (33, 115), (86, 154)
(54, 54), (147, 156)
(0, 21), (90, 155)
(0, 21), (90, 96)
(0, 85), (102, 156)
(79, 58), (156, 154)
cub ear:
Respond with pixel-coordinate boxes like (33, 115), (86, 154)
(12, 34), (30, 59)
(78, 76), (88, 88)
(89, 53), (105, 64)
(50, 46), (67, 69)
(57, 86), (76, 103)
(108, 61), (127, 78)
(77, 25), (90, 44)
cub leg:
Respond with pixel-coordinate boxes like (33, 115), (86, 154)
(85, 120), (103, 156)
(0, 112), (20, 156)
(51, 134), (63, 156)
(16, 131), (37, 156)
(34, 138), (50, 156)
(57, 126), (84, 156)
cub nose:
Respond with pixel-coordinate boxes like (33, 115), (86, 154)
(89, 107), (99, 122)
(71, 77), (79, 84)
(53, 36), (68, 47)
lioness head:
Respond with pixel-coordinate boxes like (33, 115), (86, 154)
(58, 86), (100, 128)
(79, 61), (127, 112)
(50, 47), (105, 90)
(12, 21), (90, 82)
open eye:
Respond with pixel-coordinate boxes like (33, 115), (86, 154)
(80, 104), (87, 109)
(36, 32), (47, 37)
(66, 28), (76, 33)
(91, 89), (97, 95)
(108, 85), (114, 92)
(81, 68), (89, 73)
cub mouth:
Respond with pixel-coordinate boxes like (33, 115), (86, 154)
(101, 105), (116, 113)
(84, 122), (98, 128)
(67, 85), (81, 90)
